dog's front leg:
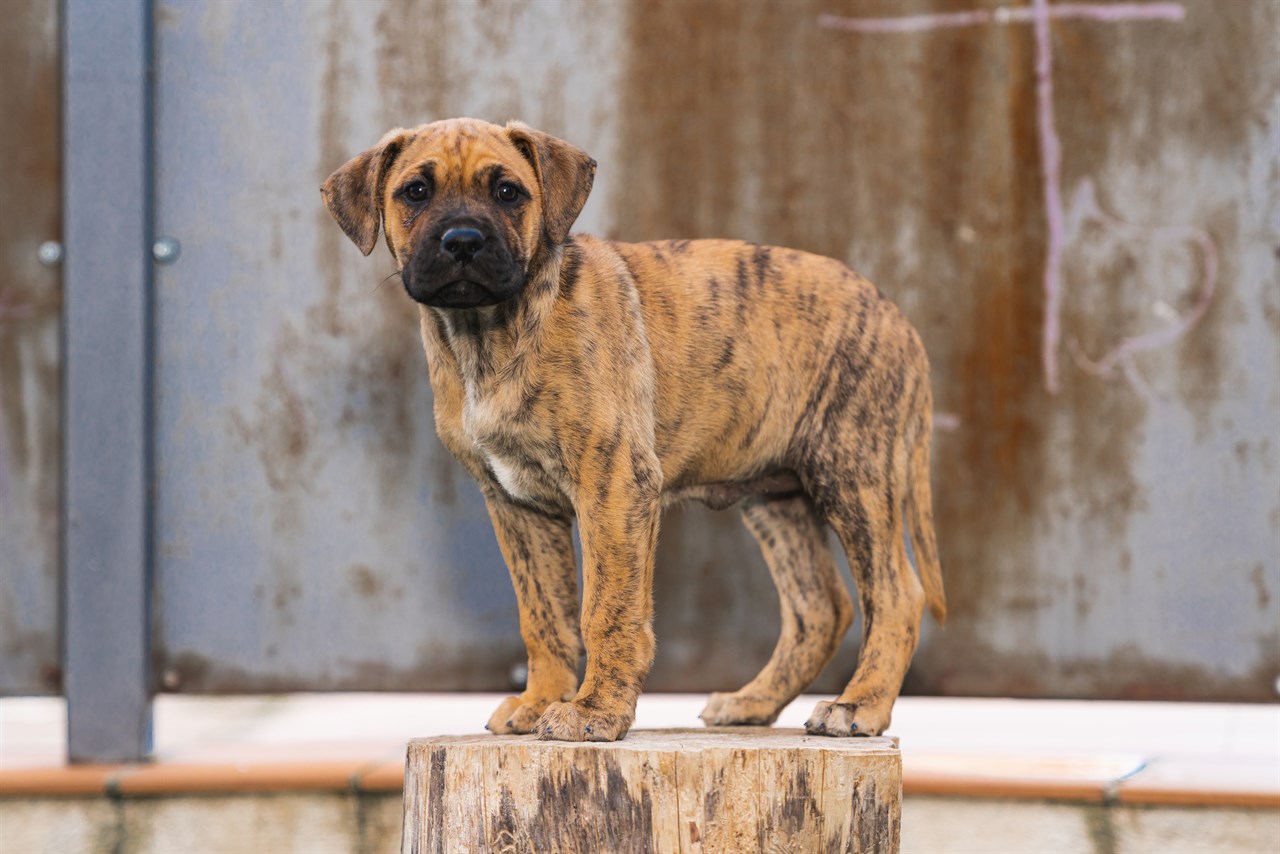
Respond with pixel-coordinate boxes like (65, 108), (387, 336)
(536, 445), (661, 742)
(483, 497), (582, 735)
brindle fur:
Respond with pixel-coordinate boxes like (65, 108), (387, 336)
(322, 118), (945, 742)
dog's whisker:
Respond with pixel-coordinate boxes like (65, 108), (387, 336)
(372, 270), (402, 292)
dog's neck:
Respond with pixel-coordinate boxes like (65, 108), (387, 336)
(427, 244), (565, 394)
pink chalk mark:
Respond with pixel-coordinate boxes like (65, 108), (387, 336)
(1064, 181), (1218, 381)
(821, 0), (1200, 394)
(0, 426), (8, 508)
(818, 3), (1184, 33)
(933, 411), (962, 432)
(1033, 0), (1067, 394)
(819, 9), (999, 32)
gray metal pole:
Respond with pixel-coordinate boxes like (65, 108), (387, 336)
(62, 0), (154, 763)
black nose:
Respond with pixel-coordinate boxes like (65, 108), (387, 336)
(441, 227), (486, 262)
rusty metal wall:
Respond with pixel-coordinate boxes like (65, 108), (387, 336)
(0, 0), (62, 696)
(620, 0), (1280, 701)
(152, 0), (1279, 700)
(37, 0), (1278, 702)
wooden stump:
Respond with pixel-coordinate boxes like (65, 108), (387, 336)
(402, 728), (901, 853)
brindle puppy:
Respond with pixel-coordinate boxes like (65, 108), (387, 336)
(323, 118), (945, 742)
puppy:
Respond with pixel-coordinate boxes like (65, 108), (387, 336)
(323, 118), (944, 741)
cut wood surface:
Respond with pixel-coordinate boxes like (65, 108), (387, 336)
(402, 727), (901, 853)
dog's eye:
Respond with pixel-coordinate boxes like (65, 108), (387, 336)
(496, 182), (522, 204)
(402, 181), (430, 203)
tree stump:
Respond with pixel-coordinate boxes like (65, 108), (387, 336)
(401, 727), (900, 853)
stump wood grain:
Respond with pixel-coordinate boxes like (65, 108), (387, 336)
(402, 727), (901, 853)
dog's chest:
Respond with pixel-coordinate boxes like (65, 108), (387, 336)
(485, 452), (556, 505)
(463, 398), (565, 506)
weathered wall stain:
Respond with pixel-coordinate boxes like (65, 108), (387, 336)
(822, 0), (1217, 397)
(348, 562), (406, 604)
(219, 0), (444, 633)
(376, 0), (456, 123)
(1250, 563), (1271, 611)
(905, 629), (1280, 702)
(0, 0), (62, 695)
(228, 335), (315, 499)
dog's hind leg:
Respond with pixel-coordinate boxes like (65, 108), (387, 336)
(700, 494), (853, 726)
(805, 478), (925, 737)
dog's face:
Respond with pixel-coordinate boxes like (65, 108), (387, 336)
(322, 118), (596, 309)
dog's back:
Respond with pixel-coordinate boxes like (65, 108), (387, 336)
(598, 237), (929, 489)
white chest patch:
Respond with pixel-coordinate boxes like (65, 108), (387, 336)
(485, 453), (529, 500)
(466, 396), (558, 504)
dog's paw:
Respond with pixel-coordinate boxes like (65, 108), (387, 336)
(485, 696), (547, 735)
(535, 700), (633, 742)
(699, 691), (782, 726)
(803, 700), (888, 737)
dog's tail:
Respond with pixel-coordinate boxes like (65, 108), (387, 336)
(907, 405), (947, 626)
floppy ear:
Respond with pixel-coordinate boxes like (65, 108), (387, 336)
(320, 129), (410, 256)
(505, 122), (596, 246)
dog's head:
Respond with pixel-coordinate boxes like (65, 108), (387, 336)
(322, 118), (595, 309)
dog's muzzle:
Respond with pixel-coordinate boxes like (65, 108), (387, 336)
(403, 220), (524, 309)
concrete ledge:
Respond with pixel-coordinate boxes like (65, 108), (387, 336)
(901, 797), (1280, 854)
(0, 760), (396, 798)
(3, 694), (1278, 810)
(905, 772), (1111, 804)
(1115, 757), (1280, 809)
(6, 756), (1276, 809)
(0, 764), (121, 797)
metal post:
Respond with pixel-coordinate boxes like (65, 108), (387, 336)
(62, 0), (154, 762)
